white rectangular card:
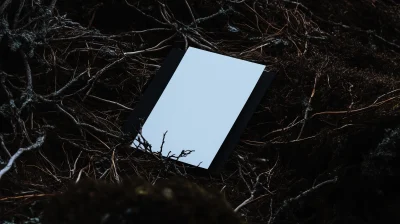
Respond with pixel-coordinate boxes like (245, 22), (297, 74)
(131, 47), (266, 169)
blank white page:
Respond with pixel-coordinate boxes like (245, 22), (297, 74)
(131, 47), (266, 169)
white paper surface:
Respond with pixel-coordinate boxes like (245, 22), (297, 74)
(131, 47), (266, 168)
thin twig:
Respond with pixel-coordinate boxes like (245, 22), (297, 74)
(75, 165), (88, 184)
(310, 96), (399, 119)
(111, 149), (121, 183)
(0, 193), (55, 201)
(124, 33), (176, 56)
(0, 135), (12, 158)
(184, 0), (197, 27)
(87, 95), (133, 111)
(373, 89), (400, 104)
(297, 71), (320, 140)
(45, 70), (88, 98)
(189, 7), (233, 27)
(159, 131), (168, 157)
(56, 104), (121, 139)
(297, 58), (329, 140)
(235, 160), (278, 212)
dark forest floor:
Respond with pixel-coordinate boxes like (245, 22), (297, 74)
(0, 0), (399, 223)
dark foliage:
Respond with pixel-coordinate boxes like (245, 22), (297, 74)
(0, 0), (399, 223)
(42, 177), (242, 224)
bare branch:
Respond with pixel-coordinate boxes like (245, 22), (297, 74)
(297, 70), (320, 140)
(0, 135), (46, 180)
(45, 70), (89, 98)
(310, 96), (399, 119)
(373, 89), (400, 104)
(189, 7), (233, 27)
(235, 158), (278, 212)
(184, 0), (197, 27)
(124, 33), (176, 56)
(297, 57), (329, 140)
(159, 131), (168, 157)
(87, 95), (133, 111)
(268, 176), (338, 224)
(0, 134), (12, 158)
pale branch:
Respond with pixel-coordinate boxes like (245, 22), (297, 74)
(0, 134), (12, 158)
(296, 71), (320, 140)
(373, 88), (400, 104)
(123, 33), (177, 56)
(189, 7), (233, 27)
(109, 28), (173, 38)
(189, 29), (218, 48)
(235, 158), (279, 212)
(271, 132), (322, 144)
(310, 96), (400, 119)
(268, 176), (338, 224)
(0, 135), (46, 180)
(183, 34), (189, 50)
(235, 165), (255, 212)
(184, 0), (197, 27)
(297, 58), (329, 140)
(186, 35), (216, 51)
(111, 149), (121, 183)
(158, 3), (173, 25)
(159, 131), (168, 156)
(262, 117), (302, 139)
(45, 70), (89, 98)
(87, 95), (133, 111)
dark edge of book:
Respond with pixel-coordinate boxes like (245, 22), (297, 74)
(122, 47), (275, 174)
(122, 47), (186, 135)
(208, 70), (275, 173)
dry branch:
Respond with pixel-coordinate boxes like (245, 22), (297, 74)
(268, 176), (338, 224)
(0, 0), (399, 222)
(0, 135), (46, 180)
